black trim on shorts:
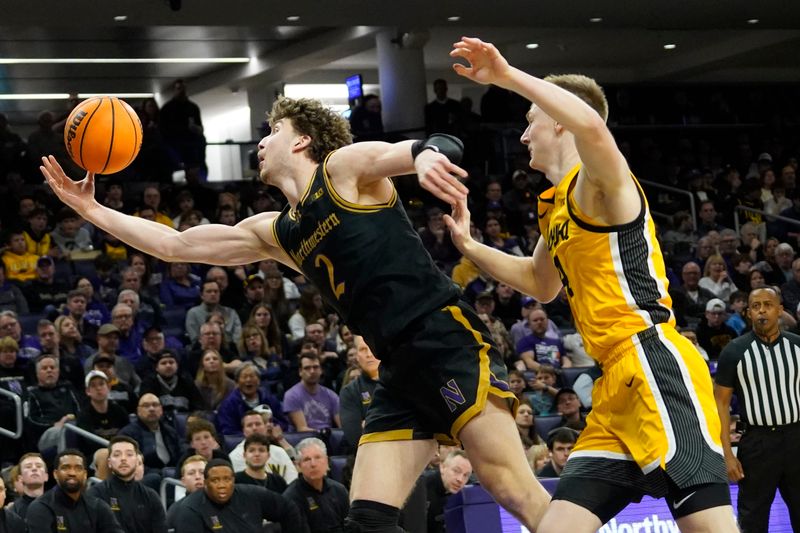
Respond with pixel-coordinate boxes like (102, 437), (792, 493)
(665, 481), (731, 519)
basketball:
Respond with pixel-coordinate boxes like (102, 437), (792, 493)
(63, 96), (143, 175)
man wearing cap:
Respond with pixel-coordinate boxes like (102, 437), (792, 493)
(553, 388), (586, 432)
(93, 354), (138, 413)
(76, 370), (129, 454)
(22, 254), (70, 313)
(237, 274), (265, 324)
(24, 353), (82, 451)
(185, 280), (242, 345)
(139, 350), (204, 420)
(84, 323), (141, 391)
(172, 458), (307, 533)
(697, 298), (738, 360)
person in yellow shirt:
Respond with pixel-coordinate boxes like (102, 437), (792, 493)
(23, 208), (54, 257)
(446, 37), (737, 532)
(134, 185), (173, 227)
(2, 231), (39, 283)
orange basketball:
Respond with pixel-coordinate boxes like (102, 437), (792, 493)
(63, 96), (143, 175)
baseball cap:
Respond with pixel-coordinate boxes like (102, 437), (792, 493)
(156, 349), (178, 363)
(553, 387), (580, 406)
(705, 298), (727, 313)
(758, 152), (773, 162)
(521, 296), (536, 307)
(36, 256), (54, 268)
(475, 290), (494, 302)
(97, 323), (121, 336)
(85, 370), (108, 388)
(93, 354), (115, 366)
(243, 274), (264, 289)
(486, 200), (503, 211)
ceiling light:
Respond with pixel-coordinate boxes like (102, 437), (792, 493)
(525, 43), (539, 50)
(663, 43), (677, 50)
(113, 15), (127, 22)
(0, 57), (250, 64)
(589, 17), (603, 23)
(286, 15), (300, 21)
(747, 18), (760, 24)
(0, 93), (155, 100)
(447, 16), (461, 21)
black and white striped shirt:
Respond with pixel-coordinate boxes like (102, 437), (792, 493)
(716, 331), (800, 427)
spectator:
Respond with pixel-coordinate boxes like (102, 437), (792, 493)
(284, 438), (349, 533)
(782, 258), (800, 316)
(698, 254), (739, 302)
(228, 409), (298, 484)
(24, 353), (81, 451)
(186, 321), (238, 376)
(165, 454), (207, 529)
(553, 388), (586, 432)
(283, 352), (341, 432)
(246, 303), (287, 370)
(527, 364), (558, 415)
(424, 450), (473, 533)
(50, 207), (93, 258)
(139, 350), (204, 421)
(339, 335), (380, 452)
(195, 349), (236, 411)
(515, 402), (543, 446)
(26, 449), (122, 533)
(0, 262), (28, 314)
(36, 319), (85, 393)
(774, 243), (796, 283)
(696, 200), (725, 237)
(288, 287), (324, 341)
(171, 459), (307, 533)
(10, 453), (48, 520)
(216, 362), (287, 435)
(135, 185), (173, 227)
(159, 262), (201, 310)
(117, 269), (162, 332)
(424, 78), (462, 135)
(0, 310), (40, 363)
(134, 326), (168, 382)
(506, 369), (529, 405)
(110, 303), (143, 364)
(87, 436), (167, 533)
(76, 370), (129, 454)
(697, 298), (738, 360)
(484, 216), (523, 256)
(670, 261), (717, 326)
(159, 79), (206, 172)
(234, 433), (288, 493)
(92, 354), (138, 413)
(63, 289), (100, 347)
(24, 255), (70, 314)
(348, 94), (384, 142)
(176, 419), (229, 469)
(418, 207), (461, 271)
(515, 308), (569, 371)
(536, 428), (578, 478)
(725, 291), (748, 336)
(185, 280), (242, 345)
(118, 393), (184, 472)
(1, 230), (38, 284)
(84, 324), (141, 391)
(54, 315), (93, 362)
(75, 277), (111, 328)
(0, 338), (27, 462)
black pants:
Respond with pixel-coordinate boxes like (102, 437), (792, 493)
(737, 422), (800, 533)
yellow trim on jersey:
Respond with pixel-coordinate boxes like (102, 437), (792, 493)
(270, 213), (303, 272)
(322, 150), (398, 213)
(359, 428), (414, 445)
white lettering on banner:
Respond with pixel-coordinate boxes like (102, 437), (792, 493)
(598, 515), (679, 533)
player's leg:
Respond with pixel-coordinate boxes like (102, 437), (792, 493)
(458, 395), (551, 529)
(346, 438), (436, 533)
(674, 506), (739, 532)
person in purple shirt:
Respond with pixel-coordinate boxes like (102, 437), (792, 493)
(515, 308), (570, 371)
(282, 352), (341, 431)
(216, 362), (287, 435)
(159, 262), (201, 309)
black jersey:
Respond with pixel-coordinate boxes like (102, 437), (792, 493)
(273, 152), (460, 356)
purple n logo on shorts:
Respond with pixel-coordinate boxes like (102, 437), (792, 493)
(440, 378), (466, 412)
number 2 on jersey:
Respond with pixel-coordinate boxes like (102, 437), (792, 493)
(553, 254), (574, 297)
(315, 254), (345, 300)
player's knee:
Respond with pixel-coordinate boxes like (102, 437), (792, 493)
(344, 500), (404, 533)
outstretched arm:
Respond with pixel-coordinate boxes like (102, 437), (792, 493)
(444, 196), (562, 303)
(450, 37), (629, 193)
(40, 156), (293, 267)
(326, 139), (468, 206)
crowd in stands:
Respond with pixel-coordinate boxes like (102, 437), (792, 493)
(0, 80), (798, 530)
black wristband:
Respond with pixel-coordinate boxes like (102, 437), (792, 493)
(411, 133), (464, 165)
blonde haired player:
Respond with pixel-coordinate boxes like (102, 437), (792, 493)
(446, 37), (737, 532)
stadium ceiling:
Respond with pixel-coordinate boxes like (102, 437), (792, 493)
(1, 0), (799, 125)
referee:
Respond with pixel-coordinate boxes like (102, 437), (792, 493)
(714, 287), (800, 533)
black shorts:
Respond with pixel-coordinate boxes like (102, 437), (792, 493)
(360, 300), (517, 446)
(553, 474), (731, 524)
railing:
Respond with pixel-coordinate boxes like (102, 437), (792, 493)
(160, 477), (186, 511)
(639, 179), (697, 231)
(0, 388), (23, 439)
(58, 421), (110, 451)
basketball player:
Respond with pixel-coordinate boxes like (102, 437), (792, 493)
(445, 37), (738, 532)
(40, 96), (549, 532)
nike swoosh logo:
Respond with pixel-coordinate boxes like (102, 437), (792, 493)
(673, 491), (696, 510)
(625, 376), (635, 387)
(538, 211), (547, 219)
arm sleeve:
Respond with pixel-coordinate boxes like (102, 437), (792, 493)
(339, 384), (364, 451)
(715, 343), (741, 388)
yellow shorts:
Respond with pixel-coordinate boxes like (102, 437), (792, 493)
(563, 324), (727, 496)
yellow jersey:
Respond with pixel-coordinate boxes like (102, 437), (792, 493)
(538, 163), (674, 362)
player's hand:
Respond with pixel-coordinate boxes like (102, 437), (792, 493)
(725, 452), (744, 481)
(450, 37), (512, 86)
(415, 150), (468, 205)
(443, 196), (473, 251)
(40, 155), (97, 214)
